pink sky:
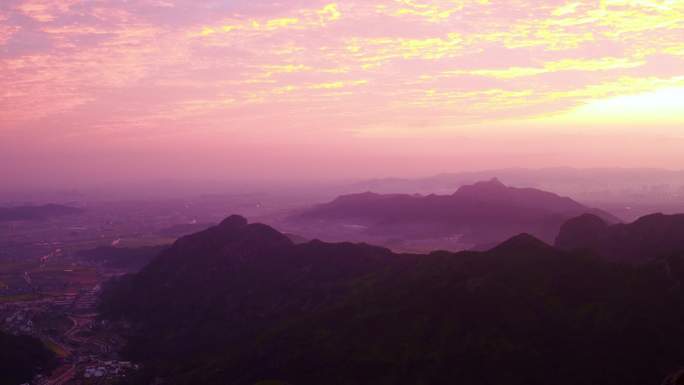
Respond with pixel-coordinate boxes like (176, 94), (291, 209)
(1, 0), (684, 189)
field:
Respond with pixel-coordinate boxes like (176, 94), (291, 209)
(0, 258), (100, 302)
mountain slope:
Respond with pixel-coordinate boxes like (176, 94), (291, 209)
(556, 213), (684, 264)
(99, 215), (397, 368)
(289, 178), (617, 246)
(0, 331), (56, 385)
(102, 215), (684, 385)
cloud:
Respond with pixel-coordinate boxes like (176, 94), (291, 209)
(1, 0), (683, 146)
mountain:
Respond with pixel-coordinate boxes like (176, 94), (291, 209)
(288, 178), (618, 247)
(556, 213), (684, 264)
(353, 168), (684, 197)
(352, 168), (684, 222)
(101, 215), (684, 385)
(99, 215), (397, 374)
(0, 204), (84, 221)
(0, 331), (56, 385)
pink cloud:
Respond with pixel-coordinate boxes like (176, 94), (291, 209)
(1, 0), (683, 186)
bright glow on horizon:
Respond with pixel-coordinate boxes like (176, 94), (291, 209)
(574, 86), (684, 123)
(1, 0), (683, 188)
(521, 82), (684, 128)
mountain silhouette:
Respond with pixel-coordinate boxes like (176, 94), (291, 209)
(0, 331), (56, 384)
(99, 215), (397, 368)
(556, 213), (684, 264)
(290, 179), (618, 246)
(101, 215), (684, 385)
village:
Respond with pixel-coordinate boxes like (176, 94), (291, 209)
(0, 261), (139, 385)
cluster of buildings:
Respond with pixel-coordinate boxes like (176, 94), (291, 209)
(3, 308), (35, 334)
(73, 285), (101, 313)
(83, 360), (139, 379)
(52, 293), (78, 309)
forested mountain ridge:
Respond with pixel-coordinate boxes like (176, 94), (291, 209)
(101, 214), (684, 385)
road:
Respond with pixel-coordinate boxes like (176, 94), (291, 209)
(46, 364), (76, 385)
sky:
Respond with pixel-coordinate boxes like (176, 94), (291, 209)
(1, 0), (684, 189)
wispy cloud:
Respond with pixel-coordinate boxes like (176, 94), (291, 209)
(1, 0), (683, 173)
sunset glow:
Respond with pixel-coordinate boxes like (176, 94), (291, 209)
(2, 0), (684, 187)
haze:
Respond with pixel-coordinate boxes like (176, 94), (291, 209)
(5, 3), (684, 384)
(2, 0), (684, 190)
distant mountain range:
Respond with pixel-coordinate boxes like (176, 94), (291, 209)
(288, 178), (618, 247)
(353, 167), (684, 196)
(556, 213), (684, 264)
(351, 168), (684, 222)
(101, 214), (684, 385)
(0, 204), (83, 221)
